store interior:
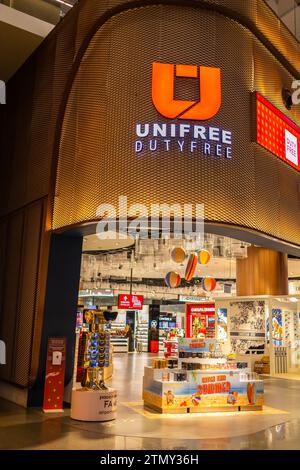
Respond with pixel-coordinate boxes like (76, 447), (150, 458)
(46, 230), (300, 436)
(74, 233), (300, 385)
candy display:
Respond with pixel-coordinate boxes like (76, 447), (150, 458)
(181, 361), (240, 371)
(152, 358), (168, 369)
(143, 337), (264, 413)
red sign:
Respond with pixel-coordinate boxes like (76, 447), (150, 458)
(256, 92), (300, 171)
(186, 303), (215, 338)
(43, 337), (66, 413)
(118, 294), (144, 310)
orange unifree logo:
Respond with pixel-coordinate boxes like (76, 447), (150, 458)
(152, 62), (221, 120)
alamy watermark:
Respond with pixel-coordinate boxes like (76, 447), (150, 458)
(96, 196), (204, 241)
(0, 340), (5, 365)
(0, 80), (5, 105)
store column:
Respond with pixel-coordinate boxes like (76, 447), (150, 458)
(236, 246), (288, 296)
(28, 233), (83, 406)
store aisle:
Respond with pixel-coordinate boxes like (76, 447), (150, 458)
(1, 353), (300, 450)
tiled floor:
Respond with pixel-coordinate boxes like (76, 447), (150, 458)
(1, 353), (300, 450)
(264, 372), (300, 381)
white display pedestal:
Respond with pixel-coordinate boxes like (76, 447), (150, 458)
(70, 388), (117, 422)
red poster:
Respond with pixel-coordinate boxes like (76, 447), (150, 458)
(118, 294), (144, 310)
(186, 303), (215, 338)
(43, 337), (66, 413)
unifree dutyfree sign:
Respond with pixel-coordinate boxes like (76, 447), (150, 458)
(135, 62), (233, 159)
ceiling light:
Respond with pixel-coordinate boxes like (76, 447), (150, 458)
(53, 0), (74, 7)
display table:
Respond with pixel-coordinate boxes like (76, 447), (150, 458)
(71, 388), (117, 421)
(143, 366), (263, 413)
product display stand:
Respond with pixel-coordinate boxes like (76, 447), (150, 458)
(70, 309), (118, 422)
(109, 321), (129, 352)
(71, 387), (117, 422)
(136, 321), (149, 352)
(143, 338), (264, 414)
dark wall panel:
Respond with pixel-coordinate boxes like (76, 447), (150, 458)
(28, 234), (82, 406)
(0, 212), (24, 381)
(12, 202), (44, 386)
(0, 220), (8, 329)
(0, 200), (46, 386)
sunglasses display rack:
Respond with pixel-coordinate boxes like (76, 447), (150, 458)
(71, 310), (117, 422)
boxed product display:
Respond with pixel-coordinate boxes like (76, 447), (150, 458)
(143, 337), (264, 413)
(254, 355), (270, 374)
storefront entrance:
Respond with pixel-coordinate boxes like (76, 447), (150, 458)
(28, 228), (300, 410)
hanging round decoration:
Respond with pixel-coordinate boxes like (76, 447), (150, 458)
(201, 276), (217, 292)
(198, 249), (211, 265)
(185, 253), (198, 282)
(165, 271), (181, 288)
(170, 246), (186, 263)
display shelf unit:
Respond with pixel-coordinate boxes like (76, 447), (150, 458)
(109, 321), (128, 353)
(178, 345), (239, 371)
(110, 337), (129, 353)
(158, 315), (176, 352)
(163, 338), (178, 359)
(143, 337), (264, 413)
(135, 322), (149, 352)
(179, 357), (227, 365)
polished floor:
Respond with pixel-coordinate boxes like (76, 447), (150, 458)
(1, 353), (300, 450)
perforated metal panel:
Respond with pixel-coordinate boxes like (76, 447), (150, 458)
(0, 212), (24, 381)
(53, 4), (300, 247)
(12, 202), (44, 386)
(0, 200), (46, 387)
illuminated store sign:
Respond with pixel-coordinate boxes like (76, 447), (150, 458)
(152, 62), (221, 120)
(118, 294), (144, 310)
(256, 92), (300, 171)
(135, 62), (233, 159)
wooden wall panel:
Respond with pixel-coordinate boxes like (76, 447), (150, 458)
(236, 246), (288, 296)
